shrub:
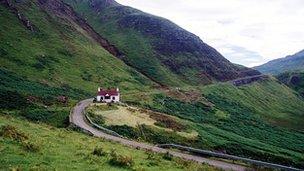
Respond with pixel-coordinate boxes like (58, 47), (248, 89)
(87, 111), (105, 125)
(32, 54), (58, 71)
(162, 151), (173, 161)
(146, 152), (160, 166)
(0, 125), (28, 142)
(149, 111), (186, 131)
(22, 140), (40, 152)
(92, 146), (107, 156)
(22, 107), (53, 122)
(109, 149), (134, 168)
(9, 167), (22, 171)
(175, 158), (194, 168)
(106, 125), (139, 139)
(0, 90), (29, 110)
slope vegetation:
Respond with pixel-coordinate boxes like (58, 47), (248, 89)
(120, 79), (304, 168)
(0, 0), (154, 98)
(276, 71), (304, 97)
(63, 0), (260, 86)
(0, 114), (218, 170)
(1, 0), (304, 169)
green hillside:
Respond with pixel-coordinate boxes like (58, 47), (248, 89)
(0, 114), (218, 171)
(276, 71), (304, 97)
(254, 49), (304, 74)
(63, 0), (260, 86)
(113, 79), (304, 168)
(0, 1), (154, 98)
(1, 0), (304, 169)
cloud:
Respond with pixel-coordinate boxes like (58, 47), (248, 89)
(218, 45), (264, 67)
(116, 0), (304, 67)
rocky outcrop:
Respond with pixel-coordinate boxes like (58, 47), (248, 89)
(231, 75), (269, 86)
(0, 0), (36, 32)
(37, 0), (123, 58)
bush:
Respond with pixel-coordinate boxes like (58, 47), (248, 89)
(22, 140), (40, 152)
(109, 149), (134, 168)
(0, 90), (29, 110)
(87, 111), (105, 125)
(106, 125), (139, 139)
(146, 152), (160, 166)
(22, 107), (53, 122)
(162, 151), (173, 161)
(0, 125), (28, 142)
(92, 146), (107, 156)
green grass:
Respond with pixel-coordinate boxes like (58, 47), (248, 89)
(1, 0), (304, 169)
(120, 80), (304, 168)
(0, 3), (154, 97)
(0, 0), (157, 130)
(202, 79), (304, 130)
(62, 0), (205, 86)
(0, 114), (218, 171)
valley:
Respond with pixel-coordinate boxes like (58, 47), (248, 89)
(0, 0), (304, 170)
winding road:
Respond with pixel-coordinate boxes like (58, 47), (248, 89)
(70, 99), (247, 171)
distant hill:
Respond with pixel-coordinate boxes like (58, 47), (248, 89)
(254, 50), (304, 74)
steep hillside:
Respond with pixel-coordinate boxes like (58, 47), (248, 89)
(0, 0), (154, 98)
(63, 0), (260, 86)
(0, 0), (157, 130)
(276, 71), (304, 97)
(254, 49), (304, 74)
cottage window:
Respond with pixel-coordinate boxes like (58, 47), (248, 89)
(112, 97), (115, 100)
(105, 96), (110, 99)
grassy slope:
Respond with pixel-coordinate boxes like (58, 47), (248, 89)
(1, 0), (304, 169)
(62, 0), (210, 86)
(118, 79), (304, 168)
(276, 71), (304, 97)
(0, 115), (218, 171)
(202, 79), (304, 130)
(0, 2), (154, 96)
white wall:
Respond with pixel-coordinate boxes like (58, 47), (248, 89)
(96, 95), (120, 103)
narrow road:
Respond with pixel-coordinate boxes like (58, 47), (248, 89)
(70, 99), (247, 171)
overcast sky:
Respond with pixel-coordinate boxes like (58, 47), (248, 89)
(116, 0), (304, 67)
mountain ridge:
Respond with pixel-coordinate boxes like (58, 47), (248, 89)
(254, 49), (304, 74)
(64, 0), (260, 85)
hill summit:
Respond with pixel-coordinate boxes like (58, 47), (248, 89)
(64, 0), (260, 85)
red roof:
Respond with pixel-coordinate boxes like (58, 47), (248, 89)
(97, 88), (119, 96)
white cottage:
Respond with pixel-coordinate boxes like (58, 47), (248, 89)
(96, 87), (120, 103)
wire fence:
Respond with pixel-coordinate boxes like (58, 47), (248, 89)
(157, 144), (303, 171)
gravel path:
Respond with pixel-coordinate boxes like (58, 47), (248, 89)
(70, 99), (247, 171)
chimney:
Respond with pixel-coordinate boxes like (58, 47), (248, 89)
(98, 87), (101, 92)
(116, 87), (119, 92)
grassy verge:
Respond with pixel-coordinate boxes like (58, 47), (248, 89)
(0, 114), (218, 171)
